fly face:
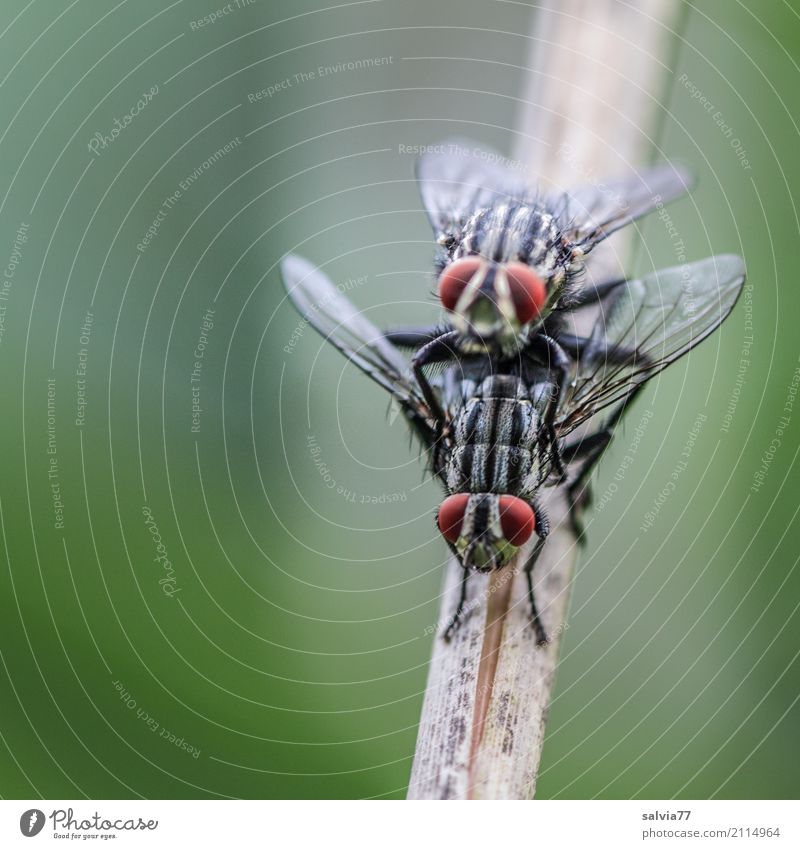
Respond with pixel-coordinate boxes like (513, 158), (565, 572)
(437, 256), (547, 356)
(437, 492), (535, 572)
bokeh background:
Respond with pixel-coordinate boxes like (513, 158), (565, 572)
(0, 0), (798, 800)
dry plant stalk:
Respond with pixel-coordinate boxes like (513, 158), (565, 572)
(407, 0), (682, 800)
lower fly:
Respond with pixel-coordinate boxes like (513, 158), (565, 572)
(281, 251), (745, 643)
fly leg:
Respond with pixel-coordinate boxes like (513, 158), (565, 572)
(556, 332), (641, 369)
(560, 431), (613, 539)
(410, 330), (461, 424)
(526, 334), (572, 481)
(523, 497), (551, 646)
(442, 568), (469, 642)
(554, 332), (592, 361)
(560, 275), (627, 309)
(383, 326), (446, 348)
(560, 381), (648, 537)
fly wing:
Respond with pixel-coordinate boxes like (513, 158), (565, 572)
(416, 138), (531, 243)
(281, 254), (439, 442)
(553, 163), (694, 252)
(557, 254), (746, 434)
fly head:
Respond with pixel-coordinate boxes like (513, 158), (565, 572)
(437, 256), (546, 356)
(436, 491), (535, 572)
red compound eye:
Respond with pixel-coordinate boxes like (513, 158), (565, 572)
(498, 496), (535, 547)
(438, 257), (484, 312)
(504, 262), (546, 324)
(437, 493), (471, 544)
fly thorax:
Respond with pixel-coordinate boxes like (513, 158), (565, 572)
(477, 374), (525, 399)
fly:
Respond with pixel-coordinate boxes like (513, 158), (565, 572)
(390, 139), (695, 478)
(281, 250), (745, 644)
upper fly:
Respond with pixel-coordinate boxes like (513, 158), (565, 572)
(416, 138), (693, 359)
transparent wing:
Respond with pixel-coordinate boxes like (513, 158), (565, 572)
(418, 140), (692, 258)
(280, 255), (439, 441)
(416, 138), (531, 241)
(553, 163), (694, 252)
(557, 254), (746, 434)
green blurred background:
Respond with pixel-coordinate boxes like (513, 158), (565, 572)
(0, 0), (797, 799)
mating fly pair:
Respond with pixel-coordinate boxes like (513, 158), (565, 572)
(281, 140), (746, 643)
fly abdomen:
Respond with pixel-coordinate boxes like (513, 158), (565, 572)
(446, 377), (542, 496)
(445, 444), (539, 495)
(455, 379), (540, 443)
(493, 445), (540, 496)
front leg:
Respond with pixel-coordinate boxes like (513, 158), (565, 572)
(442, 568), (470, 642)
(523, 497), (551, 646)
(411, 330), (460, 424)
(383, 325), (447, 348)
